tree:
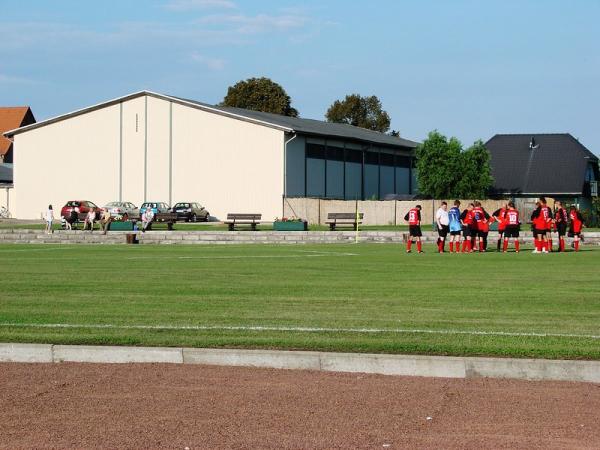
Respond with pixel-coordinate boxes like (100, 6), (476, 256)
(415, 131), (462, 198)
(220, 77), (298, 117)
(325, 94), (391, 132)
(415, 132), (494, 199)
(455, 140), (494, 198)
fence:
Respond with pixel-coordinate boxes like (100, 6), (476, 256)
(283, 198), (508, 226)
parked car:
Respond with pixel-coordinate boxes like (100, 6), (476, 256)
(139, 202), (170, 218)
(104, 201), (139, 219)
(60, 200), (101, 220)
(171, 202), (210, 222)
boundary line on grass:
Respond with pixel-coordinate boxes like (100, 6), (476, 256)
(1, 323), (598, 340)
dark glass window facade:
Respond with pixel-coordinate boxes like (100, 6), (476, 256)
(292, 141), (414, 200)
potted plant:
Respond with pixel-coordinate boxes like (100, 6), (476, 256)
(273, 216), (308, 231)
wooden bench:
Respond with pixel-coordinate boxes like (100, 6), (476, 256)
(143, 213), (177, 231)
(224, 213), (262, 231)
(325, 212), (364, 231)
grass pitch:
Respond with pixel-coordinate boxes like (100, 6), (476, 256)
(1, 243), (599, 360)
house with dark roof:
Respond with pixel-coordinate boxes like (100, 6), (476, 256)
(3, 91), (418, 219)
(486, 133), (598, 211)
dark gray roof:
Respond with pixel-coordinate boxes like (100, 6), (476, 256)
(176, 97), (418, 149)
(485, 133), (598, 195)
(0, 164), (12, 183)
(4, 91), (419, 150)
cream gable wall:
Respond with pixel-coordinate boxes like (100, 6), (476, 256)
(171, 102), (284, 220)
(12, 94), (285, 220)
(13, 104), (121, 219)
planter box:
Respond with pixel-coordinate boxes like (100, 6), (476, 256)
(108, 221), (135, 231)
(273, 221), (308, 231)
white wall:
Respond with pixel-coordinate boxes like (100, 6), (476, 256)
(13, 104), (120, 219)
(0, 186), (12, 214)
(171, 102), (285, 220)
(12, 94), (286, 220)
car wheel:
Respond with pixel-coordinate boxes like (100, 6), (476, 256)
(191, 214), (197, 222)
(203, 212), (210, 222)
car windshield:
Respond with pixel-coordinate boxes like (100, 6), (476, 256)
(106, 202), (119, 207)
(142, 203), (157, 208)
(87, 202), (98, 208)
(66, 201), (80, 207)
(176, 203), (189, 208)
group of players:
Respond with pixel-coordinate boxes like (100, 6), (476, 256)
(404, 197), (585, 253)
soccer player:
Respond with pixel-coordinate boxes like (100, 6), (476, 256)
(404, 205), (423, 253)
(568, 205), (584, 252)
(502, 201), (521, 253)
(435, 201), (449, 253)
(460, 203), (475, 253)
(472, 201), (490, 252)
(492, 202), (508, 251)
(554, 201), (568, 252)
(531, 199), (552, 253)
(448, 200), (462, 253)
(540, 197), (554, 251)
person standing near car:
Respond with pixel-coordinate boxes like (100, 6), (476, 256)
(45, 205), (54, 234)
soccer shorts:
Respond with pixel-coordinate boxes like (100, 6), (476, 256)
(409, 225), (422, 237)
(533, 228), (547, 238)
(462, 226), (471, 237)
(504, 225), (519, 238)
(450, 230), (461, 236)
(437, 225), (449, 238)
(556, 223), (567, 237)
(568, 229), (581, 238)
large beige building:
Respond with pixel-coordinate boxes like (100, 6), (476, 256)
(4, 91), (418, 220)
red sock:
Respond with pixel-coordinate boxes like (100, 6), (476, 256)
(503, 239), (508, 252)
(461, 241), (467, 252)
(535, 240), (541, 252)
(449, 242), (454, 252)
(437, 240), (442, 252)
(417, 241), (422, 252)
(467, 240), (472, 252)
(479, 239), (484, 252)
(515, 241), (520, 252)
(407, 240), (412, 251)
(560, 238), (565, 252)
(575, 241), (579, 251)
(548, 239), (552, 252)
(543, 241), (548, 251)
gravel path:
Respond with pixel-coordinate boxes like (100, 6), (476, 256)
(1, 362), (599, 449)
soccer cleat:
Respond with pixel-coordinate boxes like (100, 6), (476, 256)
(532, 249), (539, 254)
(406, 250), (411, 253)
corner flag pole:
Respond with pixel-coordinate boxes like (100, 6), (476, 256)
(355, 199), (359, 244)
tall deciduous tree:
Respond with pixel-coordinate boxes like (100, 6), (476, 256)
(415, 131), (462, 198)
(221, 77), (298, 117)
(455, 140), (494, 198)
(415, 132), (493, 199)
(325, 94), (391, 132)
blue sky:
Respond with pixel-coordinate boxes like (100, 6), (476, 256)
(1, 0), (599, 153)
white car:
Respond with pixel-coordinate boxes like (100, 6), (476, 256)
(104, 201), (140, 219)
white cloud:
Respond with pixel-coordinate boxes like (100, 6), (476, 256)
(196, 13), (308, 34)
(164, 0), (236, 11)
(189, 52), (226, 70)
(0, 73), (38, 84)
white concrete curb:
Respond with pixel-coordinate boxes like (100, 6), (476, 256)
(1, 343), (599, 383)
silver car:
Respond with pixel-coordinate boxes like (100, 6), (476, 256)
(104, 201), (140, 219)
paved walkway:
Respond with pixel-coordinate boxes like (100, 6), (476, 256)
(1, 362), (599, 449)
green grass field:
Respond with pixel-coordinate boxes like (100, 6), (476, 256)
(1, 242), (599, 360)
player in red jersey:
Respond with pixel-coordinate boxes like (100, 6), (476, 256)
(530, 198), (552, 253)
(540, 198), (554, 251)
(472, 201), (491, 252)
(568, 205), (584, 252)
(502, 202), (521, 253)
(460, 203), (475, 252)
(554, 201), (568, 252)
(404, 205), (423, 253)
(492, 202), (508, 252)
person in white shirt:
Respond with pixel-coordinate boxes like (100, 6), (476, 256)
(435, 201), (450, 253)
(84, 209), (96, 231)
(141, 207), (155, 232)
(45, 205), (54, 234)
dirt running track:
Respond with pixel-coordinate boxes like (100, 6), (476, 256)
(1, 363), (599, 449)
